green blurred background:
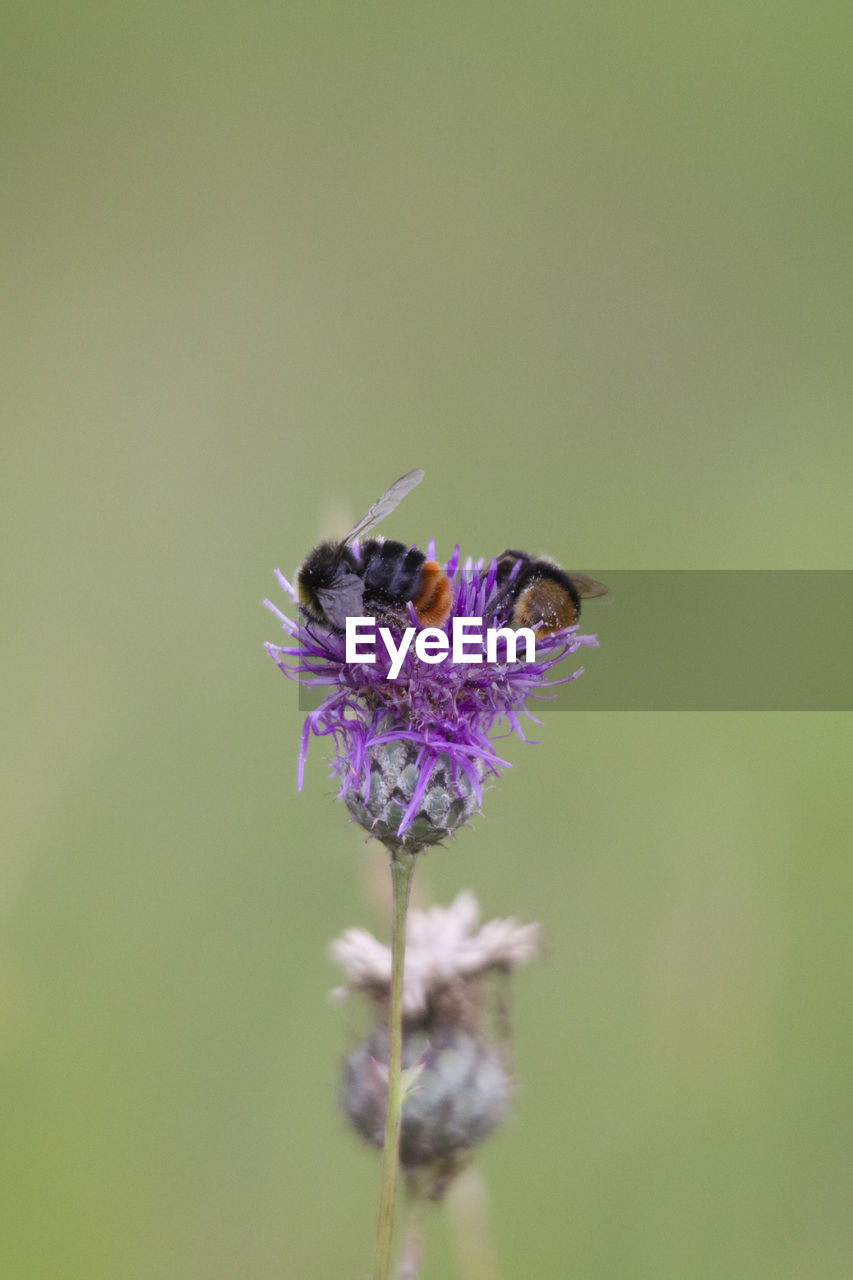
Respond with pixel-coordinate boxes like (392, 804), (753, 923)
(4, 4), (853, 1277)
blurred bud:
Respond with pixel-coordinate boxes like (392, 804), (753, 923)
(344, 1027), (510, 1196)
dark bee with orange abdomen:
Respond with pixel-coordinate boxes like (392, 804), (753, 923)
(491, 550), (609, 635)
(297, 470), (452, 632)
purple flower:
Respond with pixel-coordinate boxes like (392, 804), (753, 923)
(264, 541), (597, 851)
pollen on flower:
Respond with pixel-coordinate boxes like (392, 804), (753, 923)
(264, 546), (597, 848)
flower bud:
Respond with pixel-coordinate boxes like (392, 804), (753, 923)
(344, 742), (483, 853)
(344, 1026), (511, 1194)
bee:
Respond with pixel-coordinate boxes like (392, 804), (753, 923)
(491, 550), (609, 635)
(296, 469), (452, 631)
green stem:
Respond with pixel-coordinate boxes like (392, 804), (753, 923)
(373, 849), (417, 1280)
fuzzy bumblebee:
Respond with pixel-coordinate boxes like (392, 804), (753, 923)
(296, 469), (452, 632)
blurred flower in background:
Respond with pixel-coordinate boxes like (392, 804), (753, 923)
(330, 890), (541, 1200)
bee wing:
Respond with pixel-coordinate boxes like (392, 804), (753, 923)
(567, 573), (611, 602)
(316, 574), (365, 630)
(342, 469), (425, 545)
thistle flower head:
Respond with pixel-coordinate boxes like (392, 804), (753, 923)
(330, 892), (542, 1198)
(265, 541), (597, 850)
(330, 889), (542, 1021)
